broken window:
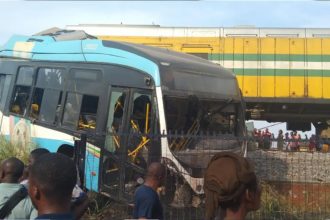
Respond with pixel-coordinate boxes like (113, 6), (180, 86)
(78, 95), (98, 131)
(62, 93), (99, 131)
(105, 90), (126, 153)
(125, 92), (152, 196)
(127, 92), (152, 167)
(10, 67), (34, 116)
(164, 95), (239, 151)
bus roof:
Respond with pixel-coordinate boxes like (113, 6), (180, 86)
(0, 31), (236, 88)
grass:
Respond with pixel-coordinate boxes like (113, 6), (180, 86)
(0, 135), (30, 163)
(84, 192), (132, 219)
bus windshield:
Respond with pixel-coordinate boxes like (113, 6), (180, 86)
(164, 95), (241, 150)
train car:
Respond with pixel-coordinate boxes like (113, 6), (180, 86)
(66, 24), (330, 131)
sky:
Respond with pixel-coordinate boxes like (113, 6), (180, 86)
(1, 0), (328, 136)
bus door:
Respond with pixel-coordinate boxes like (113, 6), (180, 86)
(101, 87), (154, 200)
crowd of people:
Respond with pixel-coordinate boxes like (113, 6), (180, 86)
(252, 128), (320, 152)
(0, 148), (89, 220)
(1, 147), (261, 220)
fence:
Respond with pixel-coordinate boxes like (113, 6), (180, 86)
(79, 132), (330, 220)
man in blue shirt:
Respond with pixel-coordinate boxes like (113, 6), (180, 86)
(28, 153), (77, 220)
(133, 162), (165, 220)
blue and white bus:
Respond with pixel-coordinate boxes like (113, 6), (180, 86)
(0, 29), (246, 204)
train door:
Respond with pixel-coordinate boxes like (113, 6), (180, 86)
(101, 87), (154, 200)
(289, 38), (305, 97)
(242, 38), (259, 97)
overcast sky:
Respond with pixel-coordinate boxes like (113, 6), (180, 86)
(1, 0), (326, 135)
(1, 0), (330, 45)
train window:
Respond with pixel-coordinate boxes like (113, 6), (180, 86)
(187, 53), (209, 60)
(78, 95), (99, 131)
(10, 67), (34, 116)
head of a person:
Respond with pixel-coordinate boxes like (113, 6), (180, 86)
(204, 152), (261, 220)
(145, 162), (166, 186)
(28, 148), (50, 167)
(28, 153), (77, 210)
(0, 157), (24, 183)
(57, 145), (74, 159)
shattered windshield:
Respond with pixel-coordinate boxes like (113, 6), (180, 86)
(164, 95), (237, 134)
(164, 95), (241, 153)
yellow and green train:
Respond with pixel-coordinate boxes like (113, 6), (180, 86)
(66, 24), (330, 130)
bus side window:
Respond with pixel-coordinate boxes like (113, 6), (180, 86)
(10, 67), (34, 116)
(0, 75), (5, 103)
(30, 88), (43, 119)
(0, 75), (6, 110)
(62, 93), (82, 130)
(78, 95), (99, 131)
(30, 68), (64, 124)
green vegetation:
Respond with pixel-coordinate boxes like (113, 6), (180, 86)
(248, 181), (299, 220)
(0, 135), (30, 163)
(84, 192), (132, 219)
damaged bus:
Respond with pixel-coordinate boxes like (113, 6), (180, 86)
(0, 29), (246, 206)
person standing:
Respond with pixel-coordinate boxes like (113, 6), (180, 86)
(264, 128), (272, 149)
(133, 162), (166, 220)
(20, 148), (50, 186)
(271, 133), (277, 149)
(284, 132), (290, 151)
(277, 130), (284, 151)
(0, 157), (37, 219)
(28, 153), (77, 219)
